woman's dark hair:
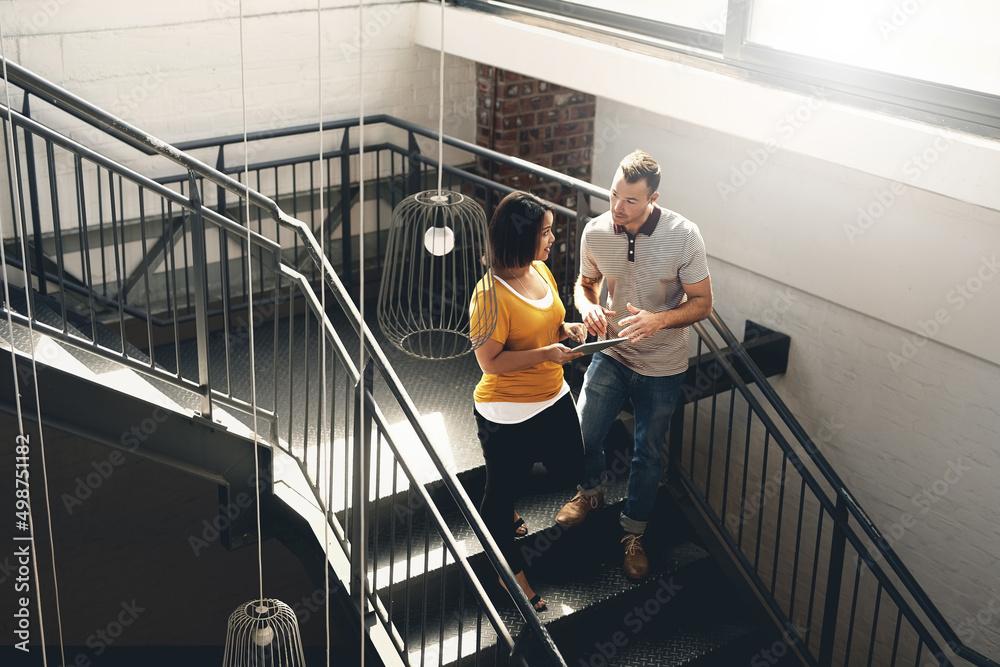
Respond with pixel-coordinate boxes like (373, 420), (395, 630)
(487, 191), (554, 270)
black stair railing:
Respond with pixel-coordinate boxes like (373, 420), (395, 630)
(0, 58), (567, 666)
(667, 312), (998, 667)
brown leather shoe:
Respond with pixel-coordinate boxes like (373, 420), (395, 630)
(555, 491), (604, 527)
(622, 533), (648, 580)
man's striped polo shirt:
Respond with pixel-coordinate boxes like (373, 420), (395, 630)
(579, 203), (710, 376)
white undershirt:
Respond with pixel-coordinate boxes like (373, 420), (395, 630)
(492, 272), (554, 309)
(475, 273), (568, 424)
(475, 379), (571, 424)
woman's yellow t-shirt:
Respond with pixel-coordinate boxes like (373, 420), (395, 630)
(471, 261), (566, 403)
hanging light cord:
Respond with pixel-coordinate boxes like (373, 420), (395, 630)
(236, 0), (264, 608)
(436, 0), (445, 196)
(357, 1), (368, 665)
(315, 2), (333, 666)
(0, 21), (64, 667)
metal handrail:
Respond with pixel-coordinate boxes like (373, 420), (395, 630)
(694, 312), (998, 666)
(270, 263), (526, 660)
(0, 59), (282, 221)
(356, 372), (519, 653)
(168, 112), (609, 202)
(0, 105), (280, 252)
(2, 57), (601, 225)
(686, 319), (946, 664)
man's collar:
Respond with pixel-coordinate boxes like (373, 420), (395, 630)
(614, 204), (661, 237)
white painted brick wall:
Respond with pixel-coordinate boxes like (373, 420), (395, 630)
(0, 0), (476, 245)
(596, 98), (999, 656)
(699, 259), (1000, 656)
(2, 2), (475, 153)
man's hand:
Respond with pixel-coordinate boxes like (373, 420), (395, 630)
(618, 302), (661, 343)
(579, 302), (617, 337)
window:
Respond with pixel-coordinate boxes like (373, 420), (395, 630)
(747, 0), (1000, 97)
(456, 0), (1000, 137)
(558, 0), (729, 34)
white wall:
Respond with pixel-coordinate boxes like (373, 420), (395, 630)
(1, 1), (477, 172)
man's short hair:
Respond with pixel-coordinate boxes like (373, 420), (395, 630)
(487, 191), (553, 270)
(619, 149), (661, 196)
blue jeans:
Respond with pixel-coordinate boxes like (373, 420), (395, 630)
(577, 352), (685, 534)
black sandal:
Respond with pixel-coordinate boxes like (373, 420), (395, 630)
(498, 578), (547, 612)
(513, 516), (528, 537)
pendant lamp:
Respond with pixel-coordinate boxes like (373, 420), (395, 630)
(376, 1), (496, 360)
(378, 189), (495, 359)
(223, 598), (306, 667)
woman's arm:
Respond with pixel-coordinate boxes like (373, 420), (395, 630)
(474, 337), (582, 375)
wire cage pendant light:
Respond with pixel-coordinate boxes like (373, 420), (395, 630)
(223, 598), (306, 667)
(378, 189), (496, 359)
(377, 0), (496, 360)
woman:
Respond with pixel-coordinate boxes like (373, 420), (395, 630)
(469, 191), (587, 611)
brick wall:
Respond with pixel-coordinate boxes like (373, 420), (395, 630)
(476, 65), (594, 195)
(475, 65), (596, 294)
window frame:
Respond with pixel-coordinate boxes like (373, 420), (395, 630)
(453, 0), (724, 55)
(453, 0), (1000, 138)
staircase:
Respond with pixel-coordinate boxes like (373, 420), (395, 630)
(383, 468), (792, 667)
(0, 277), (795, 666)
(262, 304), (797, 666)
(324, 307), (802, 666)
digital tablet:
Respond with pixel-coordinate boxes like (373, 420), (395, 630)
(572, 337), (628, 355)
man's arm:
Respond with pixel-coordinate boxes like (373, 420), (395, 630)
(664, 275), (713, 329)
(618, 275), (714, 342)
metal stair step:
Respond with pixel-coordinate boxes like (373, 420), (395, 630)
(582, 619), (759, 667)
(364, 463), (633, 597)
(5, 283), (154, 363)
(380, 484), (729, 667)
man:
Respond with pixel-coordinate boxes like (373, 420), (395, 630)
(555, 149), (713, 580)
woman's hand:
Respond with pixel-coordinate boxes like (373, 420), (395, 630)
(544, 343), (584, 366)
(559, 321), (588, 344)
